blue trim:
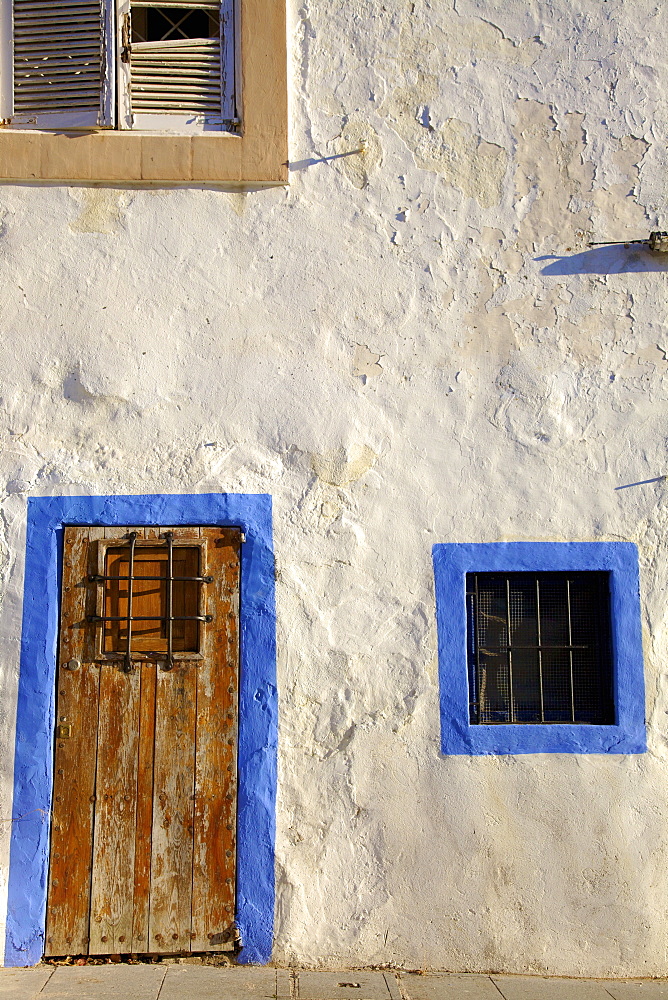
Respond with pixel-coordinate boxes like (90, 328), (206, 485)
(5, 494), (277, 967)
(432, 542), (646, 756)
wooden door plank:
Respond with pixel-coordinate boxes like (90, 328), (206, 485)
(190, 528), (240, 951)
(88, 665), (140, 954)
(169, 527), (201, 539)
(132, 662), (157, 953)
(46, 528), (100, 957)
(104, 527), (129, 539)
(148, 665), (196, 953)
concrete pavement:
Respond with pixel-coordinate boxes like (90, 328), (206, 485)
(2, 966), (668, 1000)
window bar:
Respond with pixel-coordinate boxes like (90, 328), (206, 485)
(535, 577), (545, 722)
(472, 575), (481, 724)
(485, 644), (587, 651)
(123, 531), (138, 674)
(163, 530), (174, 672)
(596, 576), (608, 714)
(505, 577), (514, 723)
(566, 577), (576, 722)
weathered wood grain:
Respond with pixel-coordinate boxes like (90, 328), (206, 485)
(104, 527), (129, 539)
(169, 527), (201, 539)
(89, 665), (140, 954)
(149, 664), (197, 952)
(131, 662), (157, 953)
(46, 524), (240, 958)
(46, 528), (100, 956)
(190, 528), (240, 951)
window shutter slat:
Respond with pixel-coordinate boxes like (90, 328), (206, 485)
(12, 0), (112, 127)
(130, 38), (220, 113)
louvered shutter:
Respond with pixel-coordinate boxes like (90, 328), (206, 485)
(118, 0), (236, 132)
(10, 0), (114, 129)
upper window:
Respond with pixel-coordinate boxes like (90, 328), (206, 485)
(0, 0), (287, 184)
(4, 0), (237, 133)
(433, 542), (646, 755)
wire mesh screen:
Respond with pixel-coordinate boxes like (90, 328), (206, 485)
(466, 572), (614, 725)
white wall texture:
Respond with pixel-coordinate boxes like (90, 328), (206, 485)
(1, 0), (668, 977)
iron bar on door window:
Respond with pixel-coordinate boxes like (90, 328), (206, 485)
(124, 531), (138, 673)
(89, 615), (213, 622)
(164, 531), (174, 672)
(89, 573), (213, 583)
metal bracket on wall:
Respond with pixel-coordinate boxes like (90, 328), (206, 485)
(589, 230), (668, 252)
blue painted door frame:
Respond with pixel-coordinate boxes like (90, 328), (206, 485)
(5, 494), (278, 967)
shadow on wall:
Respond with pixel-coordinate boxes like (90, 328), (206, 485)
(537, 245), (668, 275)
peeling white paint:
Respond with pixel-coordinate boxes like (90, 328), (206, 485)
(352, 345), (383, 381)
(69, 189), (132, 235)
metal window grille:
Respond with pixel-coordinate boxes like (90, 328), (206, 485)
(129, 5), (222, 115)
(88, 531), (212, 672)
(466, 572), (614, 725)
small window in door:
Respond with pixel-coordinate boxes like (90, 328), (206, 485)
(97, 535), (209, 663)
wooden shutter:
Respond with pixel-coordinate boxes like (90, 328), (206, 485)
(118, 0), (236, 132)
(10, 0), (114, 129)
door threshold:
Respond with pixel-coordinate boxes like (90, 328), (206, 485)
(42, 952), (237, 967)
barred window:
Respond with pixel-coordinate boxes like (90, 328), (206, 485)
(466, 572), (614, 725)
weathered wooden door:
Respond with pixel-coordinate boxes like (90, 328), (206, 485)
(45, 526), (240, 957)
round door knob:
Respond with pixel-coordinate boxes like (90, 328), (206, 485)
(64, 659), (80, 671)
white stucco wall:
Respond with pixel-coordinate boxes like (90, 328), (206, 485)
(2, 0), (668, 976)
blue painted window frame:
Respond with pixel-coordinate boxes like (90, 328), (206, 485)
(432, 542), (646, 755)
(5, 494), (277, 967)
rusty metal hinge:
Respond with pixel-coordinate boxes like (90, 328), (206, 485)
(208, 924), (241, 947)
